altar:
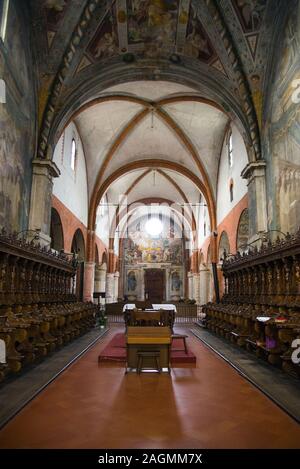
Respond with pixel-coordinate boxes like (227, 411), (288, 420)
(123, 303), (177, 313)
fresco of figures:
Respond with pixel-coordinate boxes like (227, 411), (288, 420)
(231, 0), (267, 33)
(265, 3), (300, 235)
(44, 0), (69, 31)
(124, 236), (183, 265)
(184, 2), (216, 63)
(127, 0), (179, 56)
(0, 1), (35, 233)
(88, 4), (119, 60)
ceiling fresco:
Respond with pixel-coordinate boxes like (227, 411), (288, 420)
(43, 0), (70, 48)
(31, 0), (287, 166)
(36, 0), (272, 74)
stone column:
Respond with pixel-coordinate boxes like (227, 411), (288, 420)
(114, 271), (119, 302)
(105, 273), (115, 304)
(83, 262), (95, 302)
(28, 158), (60, 246)
(94, 265), (101, 293)
(241, 161), (268, 239)
(199, 266), (210, 304)
(188, 271), (193, 300)
(99, 263), (107, 293)
(192, 273), (200, 305)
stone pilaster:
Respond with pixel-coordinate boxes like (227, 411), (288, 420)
(199, 266), (210, 304)
(241, 161), (268, 239)
(114, 271), (120, 302)
(105, 273), (115, 304)
(188, 271), (193, 300)
(99, 263), (107, 293)
(192, 273), (200, 305)
(83, 262), (95, 302)
(28, 159), (60, 246)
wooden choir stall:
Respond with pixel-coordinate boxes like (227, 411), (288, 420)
(203, 229), (300, 379)
(0, 229), (98, 382)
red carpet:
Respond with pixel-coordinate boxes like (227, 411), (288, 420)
(98, 333), (196, 364)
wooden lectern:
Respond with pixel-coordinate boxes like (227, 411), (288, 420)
(126, 326), (171, 373)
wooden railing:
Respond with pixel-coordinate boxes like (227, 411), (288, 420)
(105, 302), (199, 325)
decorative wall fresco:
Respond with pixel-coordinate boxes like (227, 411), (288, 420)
(44, 0), (69, 31)
(184, 3), (216, 63)
(231, 0), (266, 34)
(171, 270), (181, 291)
(127, 0), (179, 56)
(43, 0), (70, 48)
(87, 5), (119, 60)
(236, 209), (249, 250)
(127, 270), (137, 292)
(0, 0), (36, 232)
(264, 4), (300, 235)
(82, 0), (228, 69)
(124, 236), (183, 265)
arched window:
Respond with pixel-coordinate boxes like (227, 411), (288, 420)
(228, 131), (233, 168)
(229, 181), (234, 203)
(70, 138), (77, 171)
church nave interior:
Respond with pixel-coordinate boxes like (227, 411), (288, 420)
(0, 0), (300, 454)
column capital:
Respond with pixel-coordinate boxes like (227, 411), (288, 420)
(241, 160), (266, 182)
(32, 159), (60, 178)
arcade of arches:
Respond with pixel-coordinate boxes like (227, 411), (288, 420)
(0, 0), (300, 450)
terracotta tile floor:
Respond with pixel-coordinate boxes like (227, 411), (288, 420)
(0, 326), (299, 449)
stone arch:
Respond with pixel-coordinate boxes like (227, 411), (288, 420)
(50, 208), (64, 251)
(236, 208), (249, 251)
(71, 228), (86, 261)
(101, 251), (108, 265)
(88, 160), (217, 263)
(94, 243), (99, 264)
(44, 65), (255, 165)
(218, 231), (230, 262)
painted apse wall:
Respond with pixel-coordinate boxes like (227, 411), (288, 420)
(264, 2), (300, 235)
(123, 215), (185, 301)
(0, 0), (36, 232)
